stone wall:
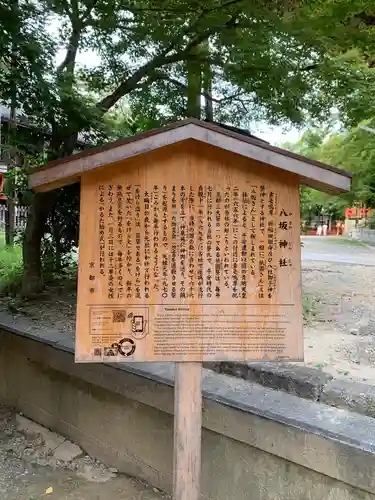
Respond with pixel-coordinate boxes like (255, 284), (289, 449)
(350, 227), (375, 245)
(1, 325), (375, 500)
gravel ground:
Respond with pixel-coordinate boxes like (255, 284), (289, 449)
(0, 404), (169, 500)
(299, 236), (375, 382)
(301, 259), (375, 382)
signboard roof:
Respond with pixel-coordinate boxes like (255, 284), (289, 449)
(29, 118), (351, 194)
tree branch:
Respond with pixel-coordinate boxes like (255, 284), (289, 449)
(97, 4), (243, 113)
(81, 0), (98, 24)
(143, 73), (255, 108)
(56, 23), (82, 74)
(127, 0), (245, 16)
(57, 0), (73, 20)
(358, 12), (375, 26)
(97, 50), (182, 111)
(97, 15), (224, 112)
(219, 90), (247, 102)
(154, 74), (222, 103)
(187, 0), (245, 31)
(301, 63), (318, 71)
(57, 0), (101, 75)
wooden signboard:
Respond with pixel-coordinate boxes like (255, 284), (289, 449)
(30, 119), (351, 500)
(76, 141), (303, 363)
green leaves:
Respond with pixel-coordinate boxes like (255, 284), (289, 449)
(3, 0), (375, 161)
(287, 121), (375, 219)
(0, 0), (55, 115)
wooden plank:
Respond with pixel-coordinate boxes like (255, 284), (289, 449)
(30, 176), (81, 193)
(29, 127), (194, 192)
(188, 127), (351, 194)
(173, 362), (202, 500)
(75, 141), (304, 363)
(29, 121), (351, 194)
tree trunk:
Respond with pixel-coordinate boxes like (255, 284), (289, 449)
(21, 191), (56, 296)
(52, 220), (62, 273)
(202, 42), (213, 122)
(187, 48), (202, 119)
(5, 0), (19, 247)
(4, 197), (15, 246)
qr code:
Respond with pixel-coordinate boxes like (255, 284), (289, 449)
(93, 347), (102, 356)
(112, 310), (126, 323)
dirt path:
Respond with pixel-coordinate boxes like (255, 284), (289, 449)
(0, 405), (168, 500)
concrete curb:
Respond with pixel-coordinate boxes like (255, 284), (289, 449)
(205, 361), (375, 419)
(1, 309), (375, 420)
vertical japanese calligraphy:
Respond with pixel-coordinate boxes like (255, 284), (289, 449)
(278, 207), (293, 268)
(93, 183), (298, 304)
(162, 185), (168, 299)
(144, 190), (151, 299)
(125, 186), (133, 299)
(250, 187), (257, 277)
(116, 185), (124, 299)
(232, 186), (239, 299)
(79, 153), (302, 365)
(187, 186), (195, 299)
(260, 184), (266, 237)
(197, 186), (204, 300)
(215, 190), (221, 298)
(206, 186), (213, 299)
(241, 190), (249, 299)
(135, 186), (141, 299)
(152, 185), (160, 293)
(179, 185), (186, 299)
(99, 184), (105, 277)
(107, 184), (114, 299)
(223, 188), (230, 290)
(171, 185), (177, 299)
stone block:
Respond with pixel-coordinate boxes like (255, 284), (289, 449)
(208, 361), (332, 401)
(321, 379), (375, 417)
(53, 440), (83, 462)
(16, 414), (65, 451)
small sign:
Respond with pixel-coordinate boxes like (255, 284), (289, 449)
(345, 207), (373, 219)
(75, 145), (303, 362)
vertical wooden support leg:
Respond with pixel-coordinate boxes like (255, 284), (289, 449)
(173, 361), (202, 500)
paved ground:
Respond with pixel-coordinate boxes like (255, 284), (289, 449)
(0, 406), (169, 500)
(302, 235), (375, 266)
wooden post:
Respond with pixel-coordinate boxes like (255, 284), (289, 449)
(173, 362), (202, 500)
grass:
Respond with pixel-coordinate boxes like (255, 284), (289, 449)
(302, 235), (368, 247)
(0, 232), (23, 295)
(0, 232), (78, 298)
(323, 237), (367, 247)
(302, 292), (318, 323)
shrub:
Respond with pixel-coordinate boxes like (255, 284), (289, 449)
(0, 234), (23, 296)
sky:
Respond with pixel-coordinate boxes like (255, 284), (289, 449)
(252, 123), (302, 146)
